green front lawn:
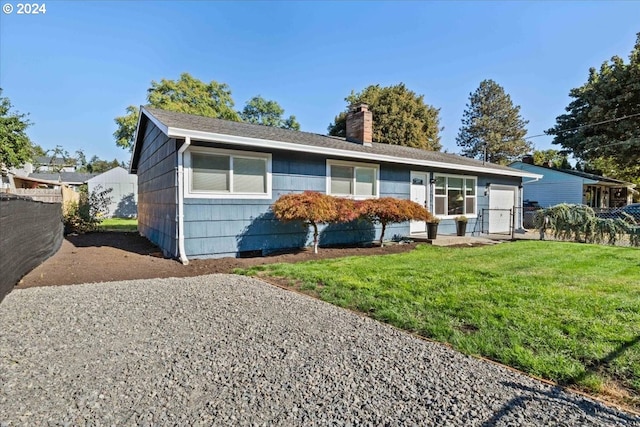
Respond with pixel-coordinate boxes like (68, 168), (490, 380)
(97, 218), (138, 232)
(239, 241), (640, 406)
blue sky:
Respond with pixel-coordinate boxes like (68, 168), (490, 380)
(1, 1), (638, 164)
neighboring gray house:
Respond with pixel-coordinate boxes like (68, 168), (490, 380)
(32, 156), (77, 173)
(510, 159), (636, 209)
(130, 105), (541, 262)
(87, 166), (138, 218)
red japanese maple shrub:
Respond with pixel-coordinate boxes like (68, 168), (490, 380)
(358, 198), (434, 246)
(273, 191), (356, 254)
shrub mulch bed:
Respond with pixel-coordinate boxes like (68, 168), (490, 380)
(17, 232), (418, 288)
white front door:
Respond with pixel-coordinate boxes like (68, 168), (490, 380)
(489, 185), (516, 233)
(410, 172), (429, 233)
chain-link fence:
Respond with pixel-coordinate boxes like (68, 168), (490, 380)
(476, 204), (639, 247)
(476, 208), (517, 237)
(592, 206), (640, 223)
(531, 204), (640, 247)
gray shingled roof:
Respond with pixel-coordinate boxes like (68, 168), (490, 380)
(33, 156), (77, 166)
(138, 107), (529, 175)
(29, 172), (97, 184)
(545, 167), (631, 185)
(510, 161), (634, 186)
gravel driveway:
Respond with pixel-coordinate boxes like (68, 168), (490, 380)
(1, 275), (637, 426)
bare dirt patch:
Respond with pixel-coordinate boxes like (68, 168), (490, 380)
(17, 232), (418, 288)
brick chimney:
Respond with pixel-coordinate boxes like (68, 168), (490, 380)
(522, 154), (534, 164)
(346, 104), (373, 147)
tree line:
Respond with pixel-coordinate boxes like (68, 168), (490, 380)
(1, 32), (638, 186)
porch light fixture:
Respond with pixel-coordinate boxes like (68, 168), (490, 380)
(484, 183), (491, 196)
(430, 178), (437, 185)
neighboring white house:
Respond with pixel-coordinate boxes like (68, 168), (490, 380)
(87, 166), (138, 218)
(510, 160), (635, 209)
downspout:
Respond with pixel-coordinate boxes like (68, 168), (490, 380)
(177, 137), (191, 265)
(517, 184), (524, 233)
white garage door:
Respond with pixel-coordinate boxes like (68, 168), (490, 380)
(489, 185), (516, 234)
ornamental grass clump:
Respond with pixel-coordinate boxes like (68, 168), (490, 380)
(534, 203), (636, 246)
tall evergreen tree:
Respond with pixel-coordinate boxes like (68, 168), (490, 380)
(328, 83), (442, 151)
(548, 33), (640, 182)
(456, 79), (531, 165)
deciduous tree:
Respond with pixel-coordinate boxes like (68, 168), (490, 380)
(328, 83), (442, 151)
(358, 198), (433, 246)
(76, 154), (123, 174)
(456, 79), (531, 165)
(114, 73), (240, 151)
(240, 96), (300, 130)
(272, 191), (357, 254)
(0, 89), (33, 169)
(532, 149), (571, 169)
(114, 106), (140, 151)
(37, 145), (73, 173)
(548, 33), (640, 182)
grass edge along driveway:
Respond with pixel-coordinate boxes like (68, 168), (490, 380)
(238, 241), (640, 410)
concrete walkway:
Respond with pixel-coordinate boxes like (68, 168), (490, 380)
(408, 229), (542, 247)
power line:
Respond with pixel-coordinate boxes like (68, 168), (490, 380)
(525, 111), (640, 140)
(584, 138), (640, 151)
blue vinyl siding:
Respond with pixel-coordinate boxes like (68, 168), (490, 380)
(424, 169), (522, 235)
(511, 162), (586, 207)
(182, 153), (523, 258)
(183, 151), (412, 259)
(136, 122), (178, 257)
(137, 129), (525, 258)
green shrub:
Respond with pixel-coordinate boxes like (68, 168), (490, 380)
(534, 203), (638, 246)
(63, 185), (113, 233)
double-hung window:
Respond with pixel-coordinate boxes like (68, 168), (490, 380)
(327, 160), (378, 198)
(434, 174), (476, 216)
(187, 148), (271, 198)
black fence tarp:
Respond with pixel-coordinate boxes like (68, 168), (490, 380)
(0, 193), (63, 302)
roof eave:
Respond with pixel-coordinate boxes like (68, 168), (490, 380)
(12, 175), (60, 185)
(130, 106), (169, 174)
(164, 126), (540, 179)
(511, 161), (634, 186)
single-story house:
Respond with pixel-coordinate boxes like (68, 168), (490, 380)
(130, 105), (541, 262)
(32, 156), (77, 173)
(0, 172), (79, 205)
(87, 166), (138, 218)
(28, 172), (97, 191)
(510, 158), (636, 209)
(7, 174), (60, 190)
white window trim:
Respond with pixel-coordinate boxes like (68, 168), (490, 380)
(326, 159), (380, 199)
(433, 173), (477, 219)
(184, 146), (272, 199)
